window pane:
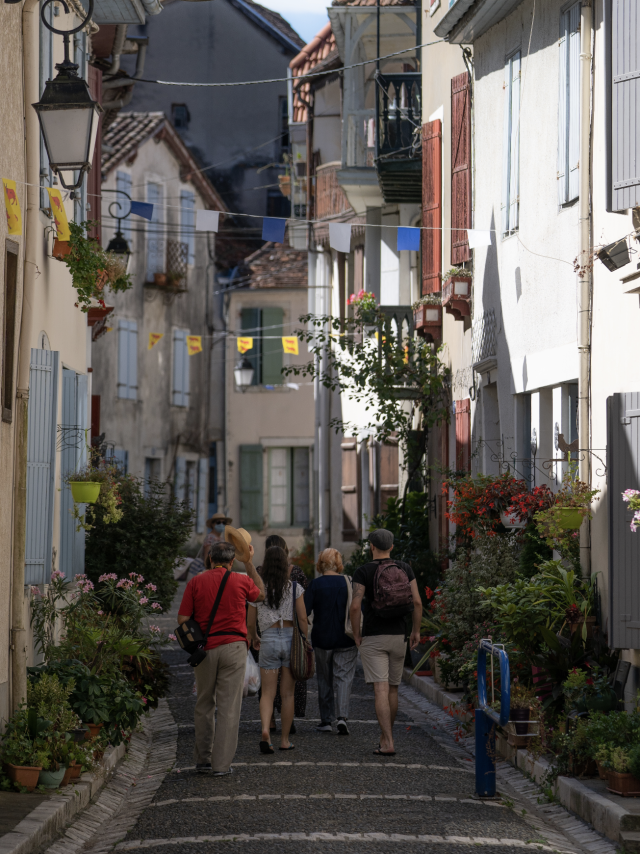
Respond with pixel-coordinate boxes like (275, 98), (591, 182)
(269, 448), (290, 526)
(293, 447), (309, 526)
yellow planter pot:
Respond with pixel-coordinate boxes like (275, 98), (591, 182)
(69, 482), (101, 504)
(557, 507), (584, 530)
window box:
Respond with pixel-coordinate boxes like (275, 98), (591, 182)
(414, 305), (442, 341)
(442, 275), (472, 320)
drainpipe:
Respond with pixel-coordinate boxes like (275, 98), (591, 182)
(578, 0), (592, 578)
(101, 41), (148, 111)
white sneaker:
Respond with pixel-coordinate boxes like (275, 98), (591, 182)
(337, 719), (349, 735)
(315, 723), (332, 732)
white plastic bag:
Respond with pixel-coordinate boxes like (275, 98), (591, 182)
(243, 650), (261, 697)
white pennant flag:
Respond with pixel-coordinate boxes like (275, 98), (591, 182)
(329, 222), (352, 254)
(467, 229), (492, 249)
(196, 209), (220, 232)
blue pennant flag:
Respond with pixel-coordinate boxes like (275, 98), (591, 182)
(397, 226), (421, 252)
(262, 217), (287, 244)
(130, 201), (154, 221)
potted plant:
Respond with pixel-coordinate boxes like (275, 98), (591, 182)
(153, 272), (168, 287)
(348, 289), (378, 324)
(64, 459), (123, 531)
(55, 221), (132, 312)
(413, 294), (442, 340)
(623, 489), (640, 532)
(607, 746), (640, 796)
(441, 267), (472, 320)
(534, 471), (600, 544)
(595, 744), (611, 781)
(509, 683), (534, 736)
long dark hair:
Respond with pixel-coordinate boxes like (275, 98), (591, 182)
(265, 534), (289, 556)
(262, 546), (290, 609)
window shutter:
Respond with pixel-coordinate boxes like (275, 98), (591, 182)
(558, 18), (568, 205)
(117, 320), (129, 399)
(269, 447), (290, 526)
(379, 438), (399, 513)
(73, 373), (88, 574)
(172, 329), (189, 407)
(451, 73), (472, 264)
(611, 0), (640, 210)
(341, 437), (359, 541)
(293, 446), (310, 527)
(181, 190), (196, 265)
(607, 392), (640, 649)
(455, 398), (471, 472)
(197, 457), (208, 533)
(86, 65), (102, 243)
(501, 57), (512, 235)
(261, 307), (284, 385)
(175, 455), (186, 502)
(25, 348), (59, 585)
(567, 3), (581, 202)
(509, 53), (521, 231)
(241, 308), (262, 385)
(146, 182), (165, 281)
(240, 444), (263, 529)
(128, 321), (138, 400)
(116, 171), (132, 242)
(438, 419), (450, 553)
(422, 120), (442, 294)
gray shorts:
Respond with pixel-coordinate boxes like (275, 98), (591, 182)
(259, 627), (294, 670)
(360, 634), (407, 685)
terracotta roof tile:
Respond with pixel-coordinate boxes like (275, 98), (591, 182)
(246, 241), (308, 289)
(290, 24), (339, 124)
(102, 112), (165, 174)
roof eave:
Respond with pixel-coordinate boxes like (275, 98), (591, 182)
(434, 0), (526, 44)
(229, 0), (303, 54)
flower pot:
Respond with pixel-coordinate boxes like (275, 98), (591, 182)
(71, 727), (89, 742)
(569, 616), (598, 639)
(569, 757), (598, 778)
(585, 689), (619, 713)
(84, 722), (104, 740)
(596, 761), (610, 781)
(52, 238), (71, 260)
(68, 761), (82, 781)
(39, 764), (66, 789)
(61, 763), (75, 786)
(557, 507), (584, 530)
(93, 748), (105, 762)
(4, 762), (42, 792)
(153, 273), (167, 287)
(607, 770), (640, 796)
(510, 706), (530, 736)
(500, 511), (526, 530)
(70, 482), (101, 504)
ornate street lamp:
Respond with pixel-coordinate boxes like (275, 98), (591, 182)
(33, 0), (102, 192)
(104, 189), (132, 269)
(234, 358), (255, 391)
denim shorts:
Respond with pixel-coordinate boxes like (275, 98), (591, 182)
(259, 627), (294, 670)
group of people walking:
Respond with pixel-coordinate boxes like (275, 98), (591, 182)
(177, 525), (423, 776)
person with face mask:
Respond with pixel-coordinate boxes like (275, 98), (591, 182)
(203, 513), (232, 567)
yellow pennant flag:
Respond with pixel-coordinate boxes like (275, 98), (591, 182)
(2, 179), (22, 235)
(237, 337), (253, 354)
(148, 332), (163, 350)
(47, 188), (70, 241)
(282, 336), (299, 355)
(186, 335), (203, 355)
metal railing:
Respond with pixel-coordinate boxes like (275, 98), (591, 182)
(376, 72), (422, 161)
(472, 309), (497, 365)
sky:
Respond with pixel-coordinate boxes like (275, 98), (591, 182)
(258, 0), (330, 45)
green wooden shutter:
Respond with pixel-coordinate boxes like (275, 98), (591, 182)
(240, 444), (263, 529)
(241, 308), (261, 385)
(262, 307), (283, 385)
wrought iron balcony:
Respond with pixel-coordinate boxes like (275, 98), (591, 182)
(472, 309), (497, 373)
(375, 72), (422, 204)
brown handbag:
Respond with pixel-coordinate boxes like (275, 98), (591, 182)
(289, 581), (315, 681)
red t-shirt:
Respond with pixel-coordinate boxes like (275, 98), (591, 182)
(179, 567), (260, 650)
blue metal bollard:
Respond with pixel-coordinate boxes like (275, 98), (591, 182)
(475, 640), (510, 799)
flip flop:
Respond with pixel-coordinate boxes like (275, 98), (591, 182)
(259, 741), (275, 754)
(372, 748), (396, 756)
(279, 744), (295, 751)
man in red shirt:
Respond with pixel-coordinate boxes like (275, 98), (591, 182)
(178, 541), (264, 775)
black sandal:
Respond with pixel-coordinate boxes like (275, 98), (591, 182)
(259, 741), (275, 754)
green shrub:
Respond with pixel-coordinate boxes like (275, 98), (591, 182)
(85, 476), (194, 610)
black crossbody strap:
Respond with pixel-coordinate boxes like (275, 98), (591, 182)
(203, 570), (231, 641)
(292, 580), (297, 629)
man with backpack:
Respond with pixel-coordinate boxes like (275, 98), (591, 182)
(350, 529), (422, 756)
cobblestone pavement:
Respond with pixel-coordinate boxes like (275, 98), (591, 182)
(45, 584), (619, 854)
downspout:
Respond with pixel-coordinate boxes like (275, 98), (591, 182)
(578, 0), (592, 578)
(101, 41), (148, 111)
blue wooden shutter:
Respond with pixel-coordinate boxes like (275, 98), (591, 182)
(240, 444), (263, 529)
(25, 349), (59, 585)
(112, 448), (128, 474)
(293, 446), (310, 527)
(611, 0), (640, 210)
(175, 455), (186, 502)
(261, 307), (283, 385)
(208, 443), (218, 517)
(197, 457), (208, 533)
(241, 308), (261, 385)
(117, 321), (137, 400)
(608, 392), (640, 650)
(146, 182), (165, 280)
(128, 321), (138, 400)
(181, 190), (196, 265)
(116, 171), (132, 242)
(172, 329), (189, 407)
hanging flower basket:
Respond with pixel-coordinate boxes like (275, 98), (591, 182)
(557, 507), (584, 530)
(500, 510), (527, 529)
(69, 482), (101, 504)
(53, 238), (71, 260)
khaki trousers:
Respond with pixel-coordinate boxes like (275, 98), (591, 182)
(194, 642), (246, 772)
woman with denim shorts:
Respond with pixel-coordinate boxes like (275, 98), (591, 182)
(247, 546), (307, 753)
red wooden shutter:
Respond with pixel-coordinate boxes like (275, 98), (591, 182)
(451, 72), (471, 264)
(455, 398), (471, 472)
(341, 437), (360, 541)
(422, 120), (442, 294)
(379, 437), (399, 513)
(438, 419), (449, 554)
(87, 65), (103, 244)
(91, 394), (100, 442)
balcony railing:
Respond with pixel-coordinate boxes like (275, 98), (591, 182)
(315, 163), (353, 220)
(375, 72), (422, 162)
(146, 240), (189, 290)
(472, 309), (497, 370)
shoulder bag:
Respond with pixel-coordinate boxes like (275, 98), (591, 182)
(175, 571), (243, 667)
(289, 580), (315, 681)
(343, 574), (363, 641)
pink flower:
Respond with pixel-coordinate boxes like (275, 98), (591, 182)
(51, 570), (66, 581)
(145, 583), (157, 592)
(149, 624), (160, 633)
(168, 634), (177, 641)
(142, 697), (148, 704)
(99, 573), (118, 582)
(30, 585), (41, 596)
(129, 572), (144, 582)
(151, 602), (162, 611)
(97, 610), (104, 615)
(139, 596), (149, 605)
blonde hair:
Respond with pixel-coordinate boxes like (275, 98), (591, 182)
(317, 548), (343, 575)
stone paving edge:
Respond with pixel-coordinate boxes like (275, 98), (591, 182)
(0, 741), (126, 854)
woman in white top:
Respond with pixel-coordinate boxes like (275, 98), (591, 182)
(247, 546), (307, 753)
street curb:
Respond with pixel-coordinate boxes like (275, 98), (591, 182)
(0, 741), (126, 854)
(402, 667), (635, 848)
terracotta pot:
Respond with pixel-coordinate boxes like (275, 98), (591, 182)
(68, 761), (82, 780)
(596, 760), (610, 781)
(153, 272), (167, 287)
(569, 616), (598, 639)
(510, 706), (530, 736)
(84, 722), (104, 740)
(61, 763), (75, 786)
(607, 770), (640, 796)
(93, 748), (105, 762)
(416, 670), (432, 677)
(53, 238), (71, 260)
(4, 762), (42, 792)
